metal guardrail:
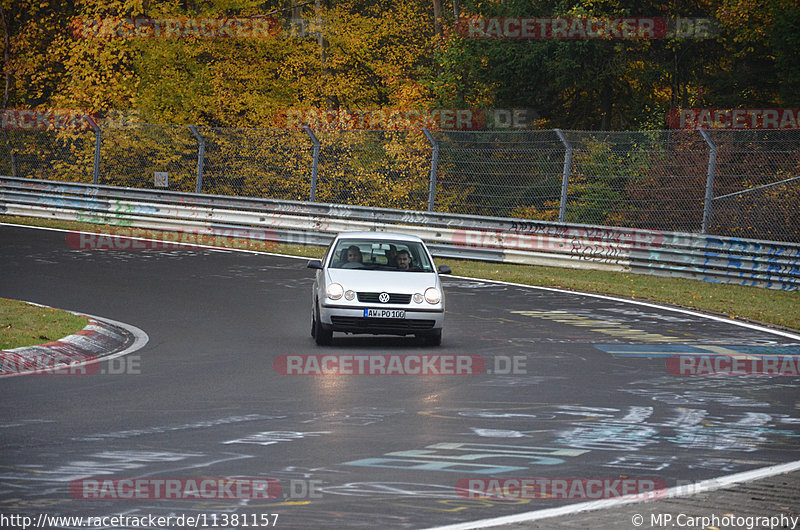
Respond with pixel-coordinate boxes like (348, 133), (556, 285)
(1, 176), (798, 290)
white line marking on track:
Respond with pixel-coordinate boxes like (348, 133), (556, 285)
(422, 459), (800, 530)
(447, 273), (800, 342)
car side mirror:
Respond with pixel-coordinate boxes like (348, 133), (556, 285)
(307, 259), (323, 270)
(438, 265), (452, 275)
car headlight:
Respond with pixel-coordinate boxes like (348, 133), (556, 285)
(413, 293), (424, 304)
(344, 290), (356, 301)
(424, 287), (441, 304)
(327, 283), (344, 300)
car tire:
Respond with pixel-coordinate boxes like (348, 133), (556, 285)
(422, 329), (442, 346)
(313, 303), (333, 346)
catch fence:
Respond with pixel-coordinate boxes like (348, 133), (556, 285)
(1, 123), (797, 242)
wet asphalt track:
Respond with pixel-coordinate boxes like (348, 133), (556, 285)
(1, 223), (800, 529)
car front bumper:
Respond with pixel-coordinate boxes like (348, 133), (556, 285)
(319, 304), (444, 335)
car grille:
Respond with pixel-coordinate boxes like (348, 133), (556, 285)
(357, 292), (412, 304)
(330, 316), (435, 331)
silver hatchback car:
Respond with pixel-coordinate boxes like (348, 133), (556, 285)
(308, 232), (451, 345)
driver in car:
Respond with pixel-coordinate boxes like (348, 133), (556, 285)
(395, 249), (413, 270)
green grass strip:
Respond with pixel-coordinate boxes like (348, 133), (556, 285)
(0, 297), (90, 350)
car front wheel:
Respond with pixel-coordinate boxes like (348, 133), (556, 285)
(313, 303), (333, 346)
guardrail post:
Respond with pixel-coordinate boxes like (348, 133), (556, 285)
(188, 125), (205, 193)
(422, 128), (438, 212)
(85, 115), (102, 184)
(699, 129), (717, 234)
(554, 129), (573, 223)
(304, 126), (320, 201)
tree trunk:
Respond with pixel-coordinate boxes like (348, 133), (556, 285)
(432, 0), (442, 37)
(1, 7), (10, 109)
(600, 81), (612, 130)
(314, 0), (335, 108)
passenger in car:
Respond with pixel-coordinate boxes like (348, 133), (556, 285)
(386, 244), (399, 267)
(346, 245), (363, 263)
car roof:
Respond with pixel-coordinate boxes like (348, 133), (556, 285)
(333, 231), (424, 243)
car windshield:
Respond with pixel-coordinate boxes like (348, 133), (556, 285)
(329, 239), (434, 272)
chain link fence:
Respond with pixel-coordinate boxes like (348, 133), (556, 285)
(2, 122), (798, 242)
(0, 128), (96, 183)
(432, 130), (566, 218)
(98, 123), (198, 192)
(561, 129), (710, 233)
(199, 127), (312, 200)
(314, 129), (430, 210)
(705, 130), (800, 243)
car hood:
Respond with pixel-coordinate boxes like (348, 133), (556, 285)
(326, 269), (440, 292)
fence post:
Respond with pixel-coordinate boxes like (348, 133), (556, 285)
(699, 129), (717, 234)
(422, 128), (438, 212)
(10, 150), (17, 177)
(188, 125), (205, 193)
(554, 129), (573, 223)
(85, 116), (102, 185)
(304, 126), (320, 201)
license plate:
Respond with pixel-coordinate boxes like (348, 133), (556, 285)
(364, 309), (406, 319)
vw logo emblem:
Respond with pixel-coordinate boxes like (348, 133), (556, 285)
(378, 292), (390, 303)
